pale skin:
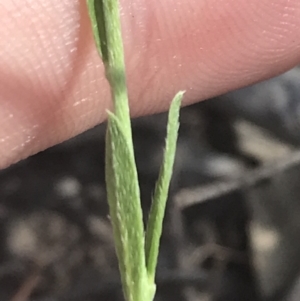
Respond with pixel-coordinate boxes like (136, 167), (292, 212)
(0, 0), (300, 169)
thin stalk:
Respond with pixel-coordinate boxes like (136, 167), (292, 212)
(87, 0), (132, 140)
(87, 2), (149, 301)
(87, 1), (183, 301)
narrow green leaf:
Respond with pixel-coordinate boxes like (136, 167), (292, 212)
(86, 0), (107, 60)
(105, 112), (151, 301)
(145, 91), (184, 282)
(86, 0), (123, 66)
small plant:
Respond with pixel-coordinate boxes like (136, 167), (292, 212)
(87, 1), (184, 301)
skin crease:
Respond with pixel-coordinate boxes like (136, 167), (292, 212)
(0, 0), (300, 169)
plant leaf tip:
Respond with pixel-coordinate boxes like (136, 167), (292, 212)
(172, 90), (185, 105)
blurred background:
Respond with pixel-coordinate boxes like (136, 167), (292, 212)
(1, 67), (300, 301)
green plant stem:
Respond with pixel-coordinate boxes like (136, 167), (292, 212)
(86, 1), (183, 301)
(87, 2), (149, 301)
(87, 0), (132, 140)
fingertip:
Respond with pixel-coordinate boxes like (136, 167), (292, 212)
(0, 0), (300, 168)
